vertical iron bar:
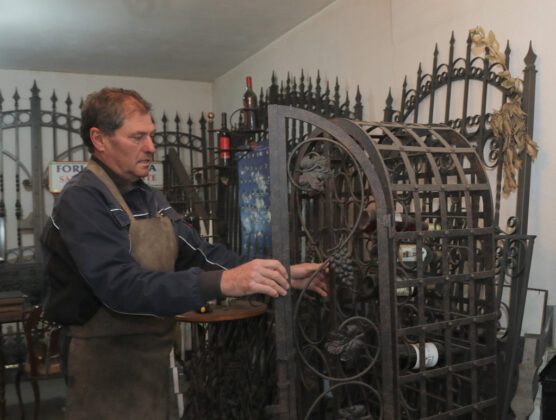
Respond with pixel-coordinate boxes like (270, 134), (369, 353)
(355, 86), (363, 120)
(343, 91), (350, 118)
(384, 89), (394, 122)
(400, 77), (407, 122)
(299, 70), (306, 110)
(444, 32), (455, 124)
(315, 71), (322, 115)
(207, 112), (216, 242)
(414, 64), (422, 123)
(65, 94), (74, 160)
(30, 82), (45, 263)
(186, 116), (194, 183)
(259, 87), (267, 133)
(461, 34), (473, 137)
(285, 73), (291, 106)
(516, 43), (537, 235)
(428, 45), (439, 124)
(306, 76), (313, 113)
(14, 89), (22, 260)
(269, 71), (279, 104)
(0, 90), (5, 262)
(161, 113), (168, 158)
(292, 77), (298, 108)
(51, 91), (58, 159)
(478, 54), (490, 152)
(268, 105), (296, 420)
(199, 113), (208, 213)
(323, 81), (330, 119)
(333, 77), (340, 116)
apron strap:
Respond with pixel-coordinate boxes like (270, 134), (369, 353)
(87, 159), (135, 221)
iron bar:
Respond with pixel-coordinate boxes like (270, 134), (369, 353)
(515, 43), (537, 237)
(30, 82), (45, 263)
(268, 105), (297, 420)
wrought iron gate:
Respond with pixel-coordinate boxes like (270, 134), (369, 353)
(383, 32), (539, 418)
(0, 82), (207, 293)
(0, 82), (210, 382)
(269, 104), (498, 419)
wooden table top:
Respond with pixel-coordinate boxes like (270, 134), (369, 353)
(0, 306), (24, 323)
(175, 300), (267, 323)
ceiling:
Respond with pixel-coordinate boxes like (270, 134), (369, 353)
(0, 0), (335, 82)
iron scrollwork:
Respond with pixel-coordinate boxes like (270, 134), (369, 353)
(287, 134), (383, 419)
(269, 105), (498, 419)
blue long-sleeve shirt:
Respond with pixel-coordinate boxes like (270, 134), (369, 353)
(41, 161), (249, 325)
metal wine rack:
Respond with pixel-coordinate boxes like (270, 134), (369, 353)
(268, 105), (497, 419)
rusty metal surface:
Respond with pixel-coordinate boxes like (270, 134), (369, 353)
(269, 104), (498, 419)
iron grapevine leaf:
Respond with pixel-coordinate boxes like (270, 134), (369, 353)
(325, 324), (366, 362)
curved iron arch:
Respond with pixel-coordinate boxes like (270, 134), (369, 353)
(269, 104), (497, 418)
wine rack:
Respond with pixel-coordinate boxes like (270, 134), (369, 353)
(268, 105), (497, 419)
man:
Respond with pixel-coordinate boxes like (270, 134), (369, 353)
(41, 87), (327, 419)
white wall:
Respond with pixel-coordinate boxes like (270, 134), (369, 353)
(213, 0), (392, 124)
(213, 0), (556, 334)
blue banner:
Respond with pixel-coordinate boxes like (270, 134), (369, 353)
(237, 140), (271, 258)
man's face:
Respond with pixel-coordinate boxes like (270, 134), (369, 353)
(95, 110), (156, 182)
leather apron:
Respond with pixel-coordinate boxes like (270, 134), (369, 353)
(64, 160), (178, 420)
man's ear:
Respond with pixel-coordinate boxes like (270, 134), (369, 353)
(90, 127), (106, 152)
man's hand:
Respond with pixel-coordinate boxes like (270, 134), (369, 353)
(221, 259), (290, 298)
(290, 262), (328, 297)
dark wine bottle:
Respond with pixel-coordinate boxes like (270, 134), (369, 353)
(398, 243), (429, 264)
(395, 273), (415, 297)
(242, 76), (258, 130)
(219, 112), (231, 166)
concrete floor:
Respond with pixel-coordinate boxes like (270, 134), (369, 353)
(1, 375), (544, 420)
(4, 376), (66, 420)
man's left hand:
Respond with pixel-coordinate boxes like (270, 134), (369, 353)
(290, 262), (328, 297)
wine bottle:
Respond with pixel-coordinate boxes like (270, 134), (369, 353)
(398, 242), (444, 271)
(358, 209), (437, 233)
(395, 273), (415, 297)
(398, 243), (429, 264)
(242, 76), (258, 130)
(219, 112), (231, 166)
(399, 342), (444, 370)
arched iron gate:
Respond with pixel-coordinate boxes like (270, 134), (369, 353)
(268, 105), (497, 419)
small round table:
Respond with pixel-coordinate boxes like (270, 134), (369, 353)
(175, 299), (267, 323)
(175, 299), (271, 420)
